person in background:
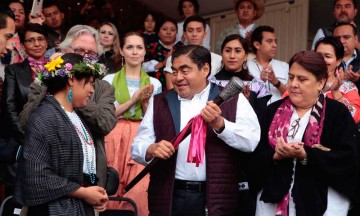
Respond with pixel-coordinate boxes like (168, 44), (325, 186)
(15, 53), (109, 216)
(42, 0), (67, 49)
(131, 45), (260, 215)
(252, 51), (358, 216)
(141, 11), (158, 45)
(210, 33), (271, 122)
(176, 0), (211, 50)
(103, 32), (161, 216)
(0, 5), (16, 201)
(215, 0), (265, 54)
(0, 6), (15, 63)
(247, 25), (288, 104)
(143, 18), (183, 90)
(1, 0), (27, 65)
(0, 24), (48, 198)
(209, 33), (271, 215)
(333, 22), (360, 90)
(311, 0), (358, 50)
(98, 22), (122, 74)
(164, 16), (222, 89)
(315, 36), (360, 124)
(19, 25), (117, 197)
(2, 23), (48, 145)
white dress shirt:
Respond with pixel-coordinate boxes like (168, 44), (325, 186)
(239, 23), (255, 39)
(247, 58), (289, 105)
(164, 52), (222, 77)
(131, 83), (260, 181)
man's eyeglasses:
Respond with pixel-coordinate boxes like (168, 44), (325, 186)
(24, 37), (46, 45)
(70, 46), (98, 58)
(287, 118), (300, 139)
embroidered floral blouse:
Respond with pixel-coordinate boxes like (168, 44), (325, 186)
(143, 40), (183, 90)
(324, 80), (360, 123)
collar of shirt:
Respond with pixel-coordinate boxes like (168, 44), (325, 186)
(343, 49), (357, 69)
(177, 82), (211, 101)
(158, 39), (173, 50)
(239, 23), (255, 38)
(252, 58), (273, 70)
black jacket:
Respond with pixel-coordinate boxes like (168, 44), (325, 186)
(252, 98), (359, 216)
(348, 49), (360, 91)
(2, 59), (32, 143)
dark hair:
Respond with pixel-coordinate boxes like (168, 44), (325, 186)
(142, 11), (157, 28)
(172, 45), (211, 77)
(43, 0), (62, 11)
(333, 22), (357, 36)
(315, 36), (344, 60)
(156, 17), (178, 33)
(221, 34), (249, 53)
(45, 53), (96, 94)
(289, 51), (328, 81)
(0, 6), (15, 30)
(183, 15), (206, 32)
(220, 34), (252, 80)
(178, 0), (200, 17)
(7, 0), (24, 7)
(251, 25), (275, 54)
(19, 23), (48, 43)
(235, 0), (257, 10)
(333, 0), (357, 9)
(120, 31), (145, 49)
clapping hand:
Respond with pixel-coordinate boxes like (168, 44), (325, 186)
(141, 84), (154, 103)
(130, 84), (154, 105)
(344, 65), (360, 83)
(273, 137), (306, 160)
(326, 67), (344, 92)
(260, 65), (278, 85)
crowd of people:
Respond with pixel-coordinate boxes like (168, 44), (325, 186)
(0, 0), (359, 215)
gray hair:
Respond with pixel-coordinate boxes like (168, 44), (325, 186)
(58, 24), (103, 55)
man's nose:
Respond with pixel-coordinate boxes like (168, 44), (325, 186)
(5, 40), (14, 52)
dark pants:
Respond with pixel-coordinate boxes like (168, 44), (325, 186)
(171, 188), (206, 216)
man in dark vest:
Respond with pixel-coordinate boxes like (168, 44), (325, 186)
(131, 45), (260, 215)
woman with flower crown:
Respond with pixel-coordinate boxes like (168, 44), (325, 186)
(14, 53), (109, 216)
(102, 32), (161, 215)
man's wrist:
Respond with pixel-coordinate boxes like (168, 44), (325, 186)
(213, 118), (225, 133)
(273, 80), (281, 88)
(215, 125), (225, 134)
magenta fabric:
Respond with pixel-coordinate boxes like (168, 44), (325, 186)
(172, 114), (207, 167)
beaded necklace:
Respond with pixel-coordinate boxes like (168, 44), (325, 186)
(67, 111), (96, 184)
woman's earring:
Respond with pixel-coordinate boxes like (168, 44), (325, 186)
(68, 87), (73, 102)
(242, 60), (248, 70)
(121, 56), (124, 66)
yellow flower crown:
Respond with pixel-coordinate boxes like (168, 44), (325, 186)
(37, 56), (107, 82)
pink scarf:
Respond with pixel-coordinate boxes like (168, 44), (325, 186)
(268, 95), (326, 216)
(172, 115), (207, 167)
